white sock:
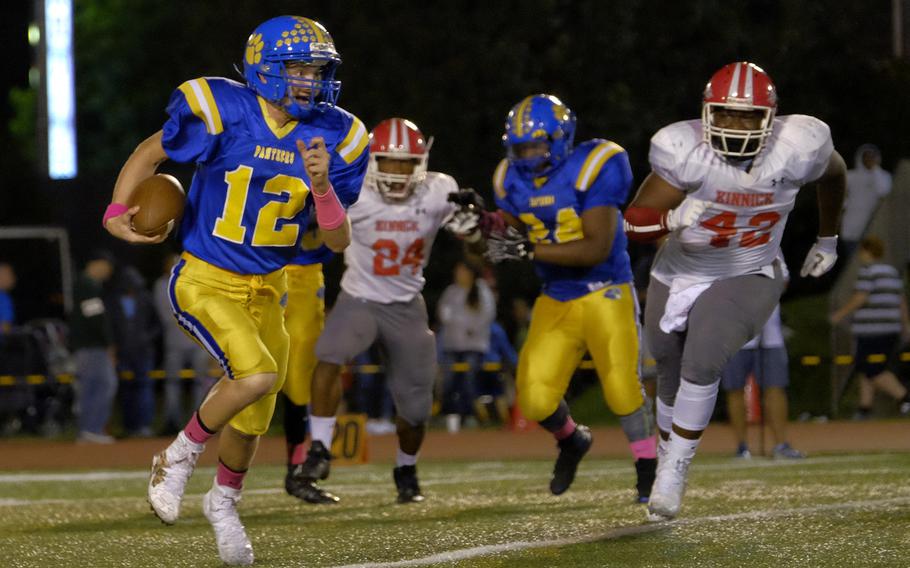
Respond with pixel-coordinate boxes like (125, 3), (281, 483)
(667, 431), (700, 460)
(396, 448), (418, 467)
(309, 416), (336, 448)
(656, 398), (674, 435)
(672, 378), (719, 432)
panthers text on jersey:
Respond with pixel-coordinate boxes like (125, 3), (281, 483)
(340, 172), (458, 303)
(648, 114), (833, 283)
(493, 139), (634, 301)
(161, 76), (369, 274)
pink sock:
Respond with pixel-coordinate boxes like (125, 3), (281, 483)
(289, 443), (306, 466)
(216, 461), (246, 490)
(553, 416), (577, 441)
(184, 412), (215, 445)
(630, 435), (658, 460)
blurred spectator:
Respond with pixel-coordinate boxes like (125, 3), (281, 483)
(69, 250), (117, 443)
(842, 144), (891, 258)
(437, 261), (495, 431)
(475, 319), (518, 426)
(153, 253), (214, 435)
(108, 266), (161, 437)
(0, 262), (16, 335)
(721, 305), (804, 459)
(830, 236), (910, 418)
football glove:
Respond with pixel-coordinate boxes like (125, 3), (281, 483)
(664, 198), (711, 231)
(800, 235), (838, 278)
(444, 189), (484, 241)
(484, 226), (534, 263)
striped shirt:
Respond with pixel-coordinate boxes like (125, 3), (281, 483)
(851, 263), (905, 336)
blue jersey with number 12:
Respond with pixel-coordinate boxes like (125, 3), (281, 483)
(493, 139), (634, 301)
(161, 77), (368, 274)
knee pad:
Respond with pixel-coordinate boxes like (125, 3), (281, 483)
(672, 378), (720, 432)
(229, 392), (278, 436)
(518, 388), (560, 422)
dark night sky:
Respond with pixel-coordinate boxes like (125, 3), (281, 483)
(0, 1), (906, 323)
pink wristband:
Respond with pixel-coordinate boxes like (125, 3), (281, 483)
(313, 184), (346, 230)
(103, 203), (129, 228)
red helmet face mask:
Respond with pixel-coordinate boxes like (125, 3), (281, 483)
(367, 118), (433, 202)
(702, 62), (778, 159)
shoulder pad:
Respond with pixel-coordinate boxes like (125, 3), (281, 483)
(492, 159), (510, 200)
(176, 77), (235, 135)
(332, 108), (369, 165)
(572, 139), (626, 191)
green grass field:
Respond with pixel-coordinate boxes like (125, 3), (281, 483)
(2, 453), (909, 567)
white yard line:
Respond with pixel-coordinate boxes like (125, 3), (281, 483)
(330, 496), (910, 568)
(0, 453), (893, 485)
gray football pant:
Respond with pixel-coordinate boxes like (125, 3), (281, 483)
(315, 291), (437, 426)
(644, 265), (785, 407)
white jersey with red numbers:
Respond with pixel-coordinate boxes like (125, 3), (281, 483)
(340, 172), (458, 303)
(649, 114), (834, 283)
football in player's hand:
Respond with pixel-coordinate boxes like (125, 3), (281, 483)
(128, 174), (185, 237)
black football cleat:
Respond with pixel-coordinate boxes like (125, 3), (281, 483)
(393, 465), (425, 504)
(285, 464), (340, 504)
(549, 424), (593, 495)
(299, 441), (332, 481)
(634, 457), (657, 503)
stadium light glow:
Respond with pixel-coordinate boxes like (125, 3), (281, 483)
(45, 0), (77, 180)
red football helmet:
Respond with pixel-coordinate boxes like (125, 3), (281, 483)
(702, 62), (778, 158)
(367, 118), (433, 201)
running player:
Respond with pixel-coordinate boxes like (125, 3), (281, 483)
(483, 94), (657, 500)
(299, 118), (478, 503)
(103, 16), (367, 565)
(623, 61), (845, 520)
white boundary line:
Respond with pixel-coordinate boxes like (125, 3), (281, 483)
(330, 496), (910, 568)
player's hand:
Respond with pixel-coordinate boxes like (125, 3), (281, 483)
(445, 189), (485, 241)
(800, 235), (838, 278)
(484, 226), (534, 263)
(103, 205), (168, 244)
(664, 198), (711, 231)
(297, 137), (330, 195)
(444, 210), (481, 241)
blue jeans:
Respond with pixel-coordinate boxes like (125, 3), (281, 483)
(119, 356), (154, 434)
(75, 348), (117, 434)
(162, 342), (214, 427)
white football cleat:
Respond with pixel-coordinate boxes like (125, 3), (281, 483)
(647, 452), (692, 521)
(203, 481), (254, 566)
(147, 432), (203, 524)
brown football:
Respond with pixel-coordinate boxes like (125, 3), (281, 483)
(129, 174), (186, 237)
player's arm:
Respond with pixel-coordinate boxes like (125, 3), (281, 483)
(531, 206), (619, 267)
(623, 172), (709, 242)
(800, 150), (847, 278)
(299, 137), (351, 252)
(104, 130), (170, 244)
(811, 150), (847, 238)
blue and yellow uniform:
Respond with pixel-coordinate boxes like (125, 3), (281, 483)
(163, 76), (368, 435)
(493, 139), (644, 421)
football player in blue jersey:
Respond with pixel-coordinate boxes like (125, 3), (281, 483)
(103, 16), (368, 565)
(482, 94), (657, 500)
